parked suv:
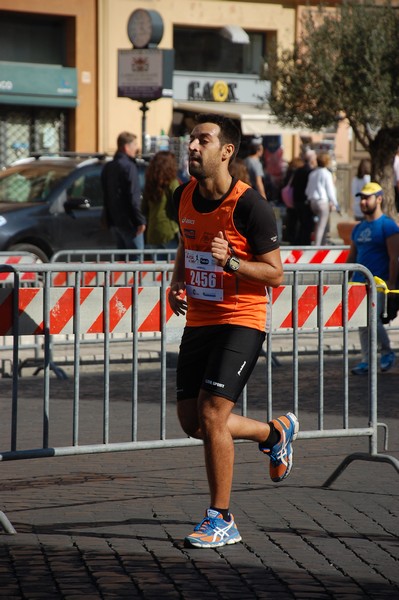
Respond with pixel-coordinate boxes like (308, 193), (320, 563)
(0, 153), (147, 261)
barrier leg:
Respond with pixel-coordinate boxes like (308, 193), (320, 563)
(0, 510), (17, 535)
(18, 358), (68, 380)
(377, 422), (389, 451)
(322, 452), (399, 488)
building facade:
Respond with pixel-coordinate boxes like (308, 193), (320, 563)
(98, 0), (309, 158)
(0, 0), (351, 189)
(0, 0), (97, 166)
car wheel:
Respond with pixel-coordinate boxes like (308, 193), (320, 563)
(9, 244), (49, 263)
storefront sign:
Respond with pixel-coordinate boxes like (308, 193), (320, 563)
(0, 62), (78, 107)
(173, 71), (271, 104)
(188, 80), (237, 102)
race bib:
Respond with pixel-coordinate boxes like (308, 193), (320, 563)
(185, 250), (224, 301)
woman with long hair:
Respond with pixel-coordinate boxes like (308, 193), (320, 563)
(141, 151), (180, 250)
(305, 152), (340, 245)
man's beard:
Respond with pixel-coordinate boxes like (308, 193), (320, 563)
(188, 159), (205, 180)
(361, 203), (377, 216)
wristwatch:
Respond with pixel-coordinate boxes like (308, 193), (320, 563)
(223, 255), (240, 273)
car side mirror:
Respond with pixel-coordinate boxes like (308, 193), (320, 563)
(64, 197), (91, 213)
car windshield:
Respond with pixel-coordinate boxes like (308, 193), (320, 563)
(0, 163), (73, 204)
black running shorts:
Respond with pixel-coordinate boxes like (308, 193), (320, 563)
(176, 324), (265, 403)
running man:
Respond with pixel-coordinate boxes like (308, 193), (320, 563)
(168, 114), (299, 549)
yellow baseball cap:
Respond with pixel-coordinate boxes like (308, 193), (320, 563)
(356, 182), (383, 197)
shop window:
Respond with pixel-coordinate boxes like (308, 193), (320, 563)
(174, 27), (265, 75)
(0, 11), (66, 65)
(0, 107), (67, 168)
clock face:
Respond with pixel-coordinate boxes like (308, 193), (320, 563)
(127, 9), (163, 49)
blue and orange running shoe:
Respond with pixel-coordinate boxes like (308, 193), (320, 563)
(184, 509), (242, 548)
(259, 412), (299, 482)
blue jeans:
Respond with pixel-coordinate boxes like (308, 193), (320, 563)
(359, 292), (392, 362)
(111, 227), (144, 250)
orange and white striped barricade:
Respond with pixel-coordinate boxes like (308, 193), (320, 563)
(281, 245), (350, 265)
(0, 252), (39, 285)
(0, 285), (183, 336)
(0, 265), (368, 338)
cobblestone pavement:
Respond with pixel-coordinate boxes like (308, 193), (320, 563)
(0, 350), (398, 599)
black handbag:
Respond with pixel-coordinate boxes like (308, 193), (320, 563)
(381, 292), (399, 324)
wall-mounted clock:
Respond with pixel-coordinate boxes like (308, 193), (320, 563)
(127, 9), (164, 49)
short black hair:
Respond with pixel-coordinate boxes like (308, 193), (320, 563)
(195, 113), (241, 162)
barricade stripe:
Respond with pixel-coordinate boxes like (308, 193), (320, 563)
(35, 288), (94, 334)
(0, 287), (41, 335)
(82, 272), (98, 286)
(0, 255), (37, 282)
(330, 249), (349, 264)
(324, 284), (367, 327)
(87, 288), (132, 333)
(278, 285), (320, 328)
(309, 249), (330, 263)
(271, 284), (368, 329)
(280, 248), (349, 265)
(281, 249), (303, 264)
(52, 271), (67, 286)
(137, 287), (163, 332)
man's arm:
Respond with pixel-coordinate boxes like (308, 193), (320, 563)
(346, 240), (358, 265)
(211, 232), (283, 288)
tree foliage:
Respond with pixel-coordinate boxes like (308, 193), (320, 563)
(268, 0), (399, 214)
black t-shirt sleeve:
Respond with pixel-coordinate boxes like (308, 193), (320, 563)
(233, 187), (279, 255)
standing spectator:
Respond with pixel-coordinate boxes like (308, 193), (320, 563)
(291, 149), (317, 245)
(245, 137), (267, 198)
(305, 152), (340, 246)
(351, 158), (371, 220)
(141, 151), (180, 251)
(101, 131), (146, 250)
(168, 113), (298, 549)
(281, 156), (304, 244)
(347, 182), (399, 375)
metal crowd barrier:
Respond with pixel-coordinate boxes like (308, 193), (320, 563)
(0, 260), (398, 533)
(41, 246), (396, 368)
(43, 246), (353, 372)
(1, 243), (389, 379)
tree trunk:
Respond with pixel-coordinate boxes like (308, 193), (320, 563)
(369, 129), (398, 220)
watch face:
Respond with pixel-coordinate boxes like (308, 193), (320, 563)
(127, 9), (152, 48)
(230, 256), (240, 271)
(228, 256), (240, 271)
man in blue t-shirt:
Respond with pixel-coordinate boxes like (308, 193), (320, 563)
(347, 182), (399, 374)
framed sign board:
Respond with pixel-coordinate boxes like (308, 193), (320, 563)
(117, 48), (174, 101)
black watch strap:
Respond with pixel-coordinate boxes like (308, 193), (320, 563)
(223, 256), (240, 273)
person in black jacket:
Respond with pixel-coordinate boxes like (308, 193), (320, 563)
(291, 149), (317, 245)
(101, 132), (146, 249)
